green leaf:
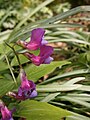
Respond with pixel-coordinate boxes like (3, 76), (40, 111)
(25, 61), (71, 81)
(0, 61), (8, 71)
(15, 100), (71, 120)
(7, 23), (83, 43)
(41, 93), (60, 102)
(8, 0), (54, 43)
(37, 84), (82, 93)
(8, 6), (90, 43)
(0, 30), (12, 44)
(41, 69), (90, 84)
(60, 96), (90, 108)
(15, 0), (54, 29)
(62, 94), (90, 102)
(0, 7), (12, 27)
(0, 78), (14, 96)
(49, 102), (90, 120)
(50, 31), (85, 40)
(77, 85), (90, 92)
(43, 6), (90, 24)
(66, 113), (90, 120)
(64, 77), (85, 85)
(48, 38), (90, 45)
(11, 54), (29, 66)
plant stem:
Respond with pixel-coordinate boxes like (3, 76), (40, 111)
(5, 42), (22, 68)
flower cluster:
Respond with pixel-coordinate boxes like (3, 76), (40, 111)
(0, 69), (37, 120)
(12, 69), (37, 100)
(17, 28), (53, 66)
(0, 28), (54, 120)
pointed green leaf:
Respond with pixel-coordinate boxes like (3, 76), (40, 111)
(60, 96), (90, 108)
(25, 61), (71, 81)
(43, 6), (90, 24)
(0, 61), (8, 71)
(0, 78), (15, 96)
(41, 93), (60, 102)
(15, 100), (71, 120)
(37, 84), (82, 92)
(66, 114), (90, 120)
(64, 77), (85, 85)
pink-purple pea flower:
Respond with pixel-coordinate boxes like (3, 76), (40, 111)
(0, 104), (14, 120)
(17, 28), (48, 50)
(24, 45), (53, 66)
(12, 69), (37, 101)
(17, 28), (54, 66)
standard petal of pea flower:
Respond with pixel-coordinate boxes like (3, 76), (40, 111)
(17, 28), (47, 50)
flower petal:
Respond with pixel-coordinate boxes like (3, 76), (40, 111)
(30, 55), (41, 66)
(20, 69), (30, 89)
(44, 57), (54, 64)
(39, 45), (53, 57)
(15, 69), (37, 100)
(41, 37), (48, 45)
(1, 106), (13, 120)
(18, 87), (23, 96)
(23, 45), (54, 66)
(26, 28), (45, 50)
(29, 90), (37, 98)
(39, 45), (53, 65)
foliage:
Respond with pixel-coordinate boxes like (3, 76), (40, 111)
(0, 0), (90, 120)
(0, 0), (70, 31)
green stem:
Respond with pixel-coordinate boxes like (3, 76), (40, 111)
(5, 42), (22, 68)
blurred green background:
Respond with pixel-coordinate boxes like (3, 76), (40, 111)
(0, 0), (89, 32)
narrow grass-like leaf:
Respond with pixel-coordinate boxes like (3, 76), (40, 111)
(8, 6), (90, 43)
(77, 85), (90, 92)
(50, 31), (85, 40)
(8, 0), (54, 43)
(42, 6), (90, 24)
(64, 77), (85, 85)
(15, 0), (54, 29)
(60, 96), (90, 108)
(66, 113), (90, 120)
(41, 69), (90, 84)
(37, 84), (82, 92)
(0, 7), (12, 27)
(48, 38), (90, 45)
(0, 30), (11, 43)
(8, 23), (83, 43)
(61, 94), (90, 101)
(41, 93), (60, 102)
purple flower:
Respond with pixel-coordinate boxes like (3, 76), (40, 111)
(17, 28), (54, 65)
(24, 45), (54, 66)
(17, 28), (47, 50)
(0, 105), (14, 120)
(13, 69), (37, 100)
